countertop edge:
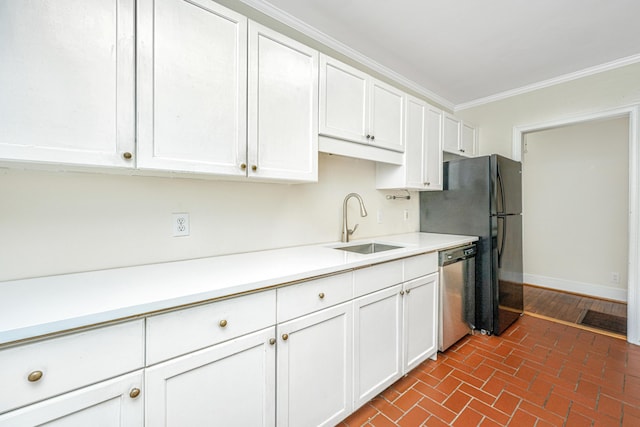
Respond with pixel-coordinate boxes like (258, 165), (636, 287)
(0, 233), (478, 346)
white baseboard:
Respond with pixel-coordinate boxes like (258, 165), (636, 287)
(524, 273), (627, 302)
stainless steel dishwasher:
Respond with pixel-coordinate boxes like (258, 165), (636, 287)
(438, 244), (476, 351)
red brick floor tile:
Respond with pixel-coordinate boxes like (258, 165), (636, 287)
(368, 413), (397, 427)
(391, 375), (418, 394)
(423, 415), (450, 427)
(379, 386), (401, 403)
(482, 375), (507, 396)
(428, 362), (453, 380)
(565, 409), (595, 427)
(493, 391), (520, 416)
(450, 368), (485, 388)
(452, 407), (484, 427)
(397, 405), (430, 427)
(458, 383), (496, 406)
(544, 391), (571, 418)
(480, 418), (504, 427)
(518, 400), (565, 426)
(417, 397), (457, 424)
(472, 364), (495, 381)
(435, 375), (461, 395)
(443, 389), (472, 413)
(342, 403), (378, 426)
(369, 397), (404, 422)
(514, 364), (537, 383)
(623, 411), (640, 427)
(394, 389), (422, 412)
(413, 381), (448, 404)
(468, 399), (510, 425)
(507, 409), (537, 427)
(340, 315), (634, 427)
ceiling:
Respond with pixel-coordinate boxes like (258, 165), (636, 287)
(246, 0), (640, 109)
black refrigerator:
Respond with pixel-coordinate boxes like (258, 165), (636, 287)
(420, 154), (523, 335)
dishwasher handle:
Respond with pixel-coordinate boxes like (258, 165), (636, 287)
(439, 244), (477, 266)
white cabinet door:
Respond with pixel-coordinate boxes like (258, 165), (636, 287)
(319, 55), (368, 144)
(403, 97), (428, 189)
(442, 112), (461, 154)
(369, 79), (404, 152)
(248, 22), (318, 182)
(146, 327), (276, 427)
(376, 97), (441, 191)
(403, 273), (438, 372)
(137, 0), (247, 176)
(319, 55), (404, 152)
(0, 371), (143, 427)
(0, 0), (135, 168)
(424, 104), (444, 190)
(277, 302), (352, 427)
(353, 285), (402, 408)
(461, 121), (478, 157)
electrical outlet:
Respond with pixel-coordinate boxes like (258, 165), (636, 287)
(377, 209), (383, 224)
(172, 213), (190, 237)
(403, 210), (409, 221)
(611, 272), (620, 284)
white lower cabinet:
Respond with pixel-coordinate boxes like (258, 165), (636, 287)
(145, 327), (276, 426)
(0, 371), (143, 427)
(0, 254), (440, 426)
(276, 302), (353, 427)
(353, 285), (403, 407)
(403, 273), (439, 372)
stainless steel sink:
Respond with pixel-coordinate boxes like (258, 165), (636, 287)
(334, 242), (403, 254)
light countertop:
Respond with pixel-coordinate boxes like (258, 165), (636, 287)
(0, 232), (477, 345)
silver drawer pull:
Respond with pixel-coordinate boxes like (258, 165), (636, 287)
(28, 371), (43, 382)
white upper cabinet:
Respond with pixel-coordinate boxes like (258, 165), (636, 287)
(319, 56), (368, 145)
(442, 112), (461, 154)
(247, 22), (318, 182)
(136, 0), (248, 176)
(460, 121), (478, 156)
(443, 112), (477, 157)
(369, 80), (405, 152)
(376, 96), (442, 191)
(137, 1), (317, 182)
(319, 55), (404, 153)
(0, 0), (135, 168)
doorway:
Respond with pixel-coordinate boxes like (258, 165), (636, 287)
(513, 105), (640, 344)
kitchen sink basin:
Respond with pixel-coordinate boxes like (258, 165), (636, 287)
(334, 242), (404, 254)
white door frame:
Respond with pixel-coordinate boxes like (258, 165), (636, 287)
(512, 104), (640, 345)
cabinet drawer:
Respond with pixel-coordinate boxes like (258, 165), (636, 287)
(277, 272), (353, 323)
(0, 320), (144, 414)
(354, 260), (403, 297)
(146, 290), (276, 365)
(404, 253), (438, 281)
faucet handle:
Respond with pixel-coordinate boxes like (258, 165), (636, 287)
(349, 224), (359, 235)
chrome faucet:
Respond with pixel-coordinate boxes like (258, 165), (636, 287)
(342, 193), (368, 242)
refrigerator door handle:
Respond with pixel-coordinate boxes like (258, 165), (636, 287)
(497, 215), (506, 268)
(497, 162), (506, 215)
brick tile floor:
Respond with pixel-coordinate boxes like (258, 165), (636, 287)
(339, 315), (640, 426)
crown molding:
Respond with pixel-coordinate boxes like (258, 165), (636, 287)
(455, 53), (640, 111)
(238, 0), (455, 111)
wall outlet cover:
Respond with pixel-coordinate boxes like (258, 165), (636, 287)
(172, 213), (190, 237)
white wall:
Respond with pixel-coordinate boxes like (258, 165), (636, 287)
(0, 153), (419, 282)
(457, 62), (640, 157)
(522, 118), (629, 300)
